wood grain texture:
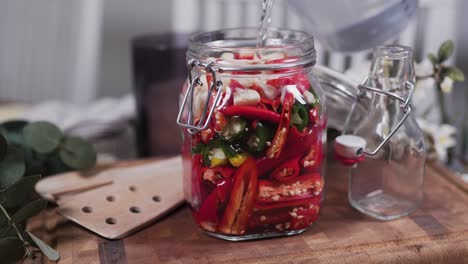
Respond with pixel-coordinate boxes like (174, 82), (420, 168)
(28, 161), (468, 264)
(36, 157), (184, 239)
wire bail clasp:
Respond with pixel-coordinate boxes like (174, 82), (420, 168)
(177, 59), (223, 135)
(342, 80), (415, 156)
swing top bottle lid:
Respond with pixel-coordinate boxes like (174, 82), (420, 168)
(334, 135), (366, 159)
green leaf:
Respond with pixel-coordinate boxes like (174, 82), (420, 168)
(26, 231), (60, 261)
(59, 137), (96, 170)
(427, 53), (438, 66)
(12, 199), (47, 224)
(438, 40), (454, 63)
(445, 66), (465, 82)
(0, 120), (28, 146)
(23, 122), (63, 154)
(0, 175), (41, 210)
(0, 135), (7, 161)
(0, 146), (26, 189)
(0, 237), (26, 264)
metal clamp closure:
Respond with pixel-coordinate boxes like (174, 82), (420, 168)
(177, 59), (223, 135)
(343, 80), (415, 156)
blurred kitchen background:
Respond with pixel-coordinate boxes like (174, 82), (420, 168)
(0, 0), (467, 165)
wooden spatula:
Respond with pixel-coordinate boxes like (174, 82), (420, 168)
(35, 156), (185, 239)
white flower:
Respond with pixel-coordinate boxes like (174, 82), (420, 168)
(440, 77), (454, 93)
(415, 59), (434, 77)
(417, 119), (456, 162)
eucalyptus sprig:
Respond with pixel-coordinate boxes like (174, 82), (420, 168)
(0, 120), (97, 263)
(417, 40), (465, 124)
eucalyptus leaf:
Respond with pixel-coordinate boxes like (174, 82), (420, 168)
(45, 153), (72, 175)
(0, 120), (28, 146)
(427, 53), (437, 66)
(445, 66), (465, 82)
(0, 237), (25, 264)
(12, 199), (47, 224)
(0, 146), (26, 190)
(0, 175), (41, 210)
(26, 231), (60, 261)
(23, 122), (63, 154)
(59, 137), (96, 170)
(0, 135), (7, 161)
(438, 40), (454, 63)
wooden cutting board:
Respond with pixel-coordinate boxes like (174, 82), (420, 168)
(28, 160), (468, 264)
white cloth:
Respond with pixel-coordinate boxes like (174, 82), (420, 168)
(24, 94), (137, 159)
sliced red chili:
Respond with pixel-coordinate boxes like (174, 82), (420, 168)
(257, 126), (315, 177)
(228, 79), (244, 90)
(309, 106), (320, 126)
(266, 92), (294, 159)
(271, 157), (300, 182)
(266, 73), (310, 93)
(202, 167), (236, 184)
(220, 105), (280, 123)
(300, 130), (323, 171)
(290, 204), (320, 230)
(219, 158), (258, 235)
(196, 179), (233, 232)
(213, 111), (227, 133)
(249, 198), (321, 232)
(200, 125), (215, 144)
(234, 52), (255, 60)
(260, 97), (281, 112)
(257, 174), (323, 204)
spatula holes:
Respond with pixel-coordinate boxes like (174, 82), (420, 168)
(105, 217), (117, 225)
(81, 206), (92, 213)
(152, 195), (161, 202)
(129, 186), (137, 192)
(129, 206), (141, 213)
(106, 195), (115, 202)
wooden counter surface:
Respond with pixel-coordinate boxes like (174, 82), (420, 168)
(27, 161), (468, 264)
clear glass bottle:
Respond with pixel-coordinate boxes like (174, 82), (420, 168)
(347, 45), (426, 220)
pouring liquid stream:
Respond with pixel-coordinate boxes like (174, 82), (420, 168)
(256, 0), (275, 49)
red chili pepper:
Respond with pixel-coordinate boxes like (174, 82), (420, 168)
(266, 72), (310, 93)
(260, 97), (281, 112)
(248, 197), (321, 232)
(300, 130), (323, 171)
(219, 158), (258, 235)
(228, 79), (244, 90)
(220, 105), (280, 123)
(266, 92), (294, 159)
(196, 179), (233, 232)
(202, 166), (236, 184)
(256, 174), (322, 205)
(200, 126), (215, 144)
(256, 126), (315, 177)
(271, 157), (300, 182)
(250, 83), (266, 98)
(234, 52), (255, 60)
(213, 111), (227, 133)
(309, 106), (320, 126)
(289, 203), (320, 230)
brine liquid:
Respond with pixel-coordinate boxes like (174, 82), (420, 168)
(256, 0), (275, 48)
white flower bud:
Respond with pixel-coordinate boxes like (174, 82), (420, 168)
(440, 77), (454, 93)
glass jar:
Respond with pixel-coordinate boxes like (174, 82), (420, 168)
(177, 28), (327, 241)
(336, 45), (426, 220)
